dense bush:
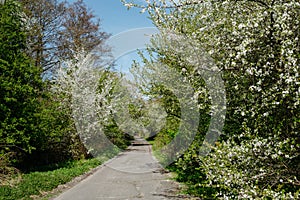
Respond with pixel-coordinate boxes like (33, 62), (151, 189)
(0, 0), (43, 164)
(124, 0), (300, 198)
(1, 0), (129, 173)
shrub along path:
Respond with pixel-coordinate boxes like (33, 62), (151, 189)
(53, 138), (197, 200)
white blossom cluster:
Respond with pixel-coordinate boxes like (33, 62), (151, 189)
(123, 0), (299, 198)
(202, 133), (299, 199)
(52, 52), (119, 157)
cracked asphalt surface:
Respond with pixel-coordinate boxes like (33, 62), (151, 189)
(53, 138), (193, 200)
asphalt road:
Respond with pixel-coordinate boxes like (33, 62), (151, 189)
(53, 138), (190, 200)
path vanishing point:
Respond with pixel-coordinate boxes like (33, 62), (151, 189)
(53, 138), (196, 200)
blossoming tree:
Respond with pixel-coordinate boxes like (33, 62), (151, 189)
(123, 0), (299, 198)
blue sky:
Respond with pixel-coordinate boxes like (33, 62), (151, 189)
(67, 0), (157, 79)
(67, 0), (157, 78)
(68, 0), (154, 34)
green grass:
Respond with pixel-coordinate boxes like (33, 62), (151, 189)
(146, 140), (155, 146)
(0, 158), (102, 200)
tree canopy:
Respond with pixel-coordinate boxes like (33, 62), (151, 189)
(0, 0), (43, 155)
(124, 0), (300, 198)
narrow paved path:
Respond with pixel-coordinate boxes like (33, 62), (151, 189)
(54, 138), (190, 200)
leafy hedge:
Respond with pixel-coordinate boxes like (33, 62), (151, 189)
(126, 0), (300, 198)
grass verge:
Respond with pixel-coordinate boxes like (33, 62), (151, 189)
(0, 158), (102, 200)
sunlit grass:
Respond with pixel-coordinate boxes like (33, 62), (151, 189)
(0, 158), (102, 200)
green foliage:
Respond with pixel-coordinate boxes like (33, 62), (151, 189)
(0, 158), (102, 200)
(1, 4), (124, 199)
(20, 87), (89, 168)
(125, 0), (300, 198)
(104, 121), (133, 150)
(0, 0), (43, 155)
(0, 0), (94, 171)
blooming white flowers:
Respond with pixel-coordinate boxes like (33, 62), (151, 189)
(122, 0), (299, 198)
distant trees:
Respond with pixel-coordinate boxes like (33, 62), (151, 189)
(19, 0), (65, 72)
(57, 0), (110, 61)
(19, 0), (110, 73)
